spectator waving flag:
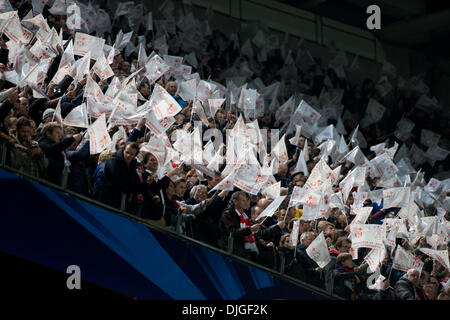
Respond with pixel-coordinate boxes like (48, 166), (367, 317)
(306, 232), (331, 269)
(87, 114), (111, 155)
(149, 84), (182, 120)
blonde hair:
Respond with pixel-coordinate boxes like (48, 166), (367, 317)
(98, 149), (115, 164)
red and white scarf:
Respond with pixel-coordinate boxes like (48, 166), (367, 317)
(236, 210), (259, 254)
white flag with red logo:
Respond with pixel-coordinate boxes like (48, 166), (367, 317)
(208, 98), (225, 117)
(370, 152), (398, 179)
(144, 108), (175, 137)
(63, 103), (89, 128)
(87, 114), (111, 155)
(92, 50), (114, 81)
(393, 245), (424, 274)
(350, 224), (386, 250)
(419, 248), (450, 272)
(234, 164), (268, 195)
(149, 83), (182, 120)
(364, 247), (387, 273)
(144, 54), (170, 84)
(350, 206), (372, 225)
(383, 187), (410, 208)
(255, 195), (287, 222)
(306, 232), (331, 268)
(211, 169), (237, 192)
(73, 32), (105, 61)
(289, 219), (301, 247)
(196, 80), (216, 104)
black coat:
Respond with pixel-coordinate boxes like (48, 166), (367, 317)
(39, 136), (75, 186)
(393, 276), (417, 300)
(218, 206), (252, 256)
(100, 149), (141, 209)
(333, 265), (359, 299)
(296, 244), (323, 288)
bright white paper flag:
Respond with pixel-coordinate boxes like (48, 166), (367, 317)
(350, 224), (386, 250)
(306, 232), (331, 269)
(63, 103), (89, 128)
(87, 114), (111, 155)
(419, 248), (450, 272)
(255, 195), (287, 222)
(150, 84), (182, 120)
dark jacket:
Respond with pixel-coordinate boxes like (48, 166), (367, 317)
(39, 136), (75, 186)
(393, 276), (417, 300)
(296, 244), (323, 289)
(92, 162), (106, 200)
(0, 99), (14, 135)
(218, 206), (253, 257)
(100, 149), (141, 209)
(66, 141), (90, 196)
(333, 265), (360, 299)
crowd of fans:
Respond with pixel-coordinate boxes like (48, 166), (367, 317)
(0, 0), (449, 300)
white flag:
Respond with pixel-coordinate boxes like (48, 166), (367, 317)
(383, 187), (410, 208)
(288, 186), (307, 209)
(73, 32), (105, 61)
(211, 169), (237, 192)
(144, 54), (170, 84)
(421, 129), (440, 148)
(419, 248), (450, 272)
(393, 245), (424, 274)
(350, 206), (372, 225)
(208, 98), (225, 118)
(144, 108), (175, 136)
(150, 84), (182, 120)
(289, 219), (301, 247)
(262, 181), (281, 200)
(306, 232), (331, 269)
(425, 144), (449, 161)
(234, 164), (268, 195)
(92, 51), (114, 81)
(63, 103), (89, 128)
(350, 224), (386, 250)
(196, 80), (216, 104)
(255, 195), (287, 222)
(179, 79), (197, 101)
(364, 247), (386, 273)
(294, 150), (309, 176)
(87, 114), (111, 155)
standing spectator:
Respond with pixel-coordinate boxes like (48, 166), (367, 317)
(333, 253), (362, 300)
(218, 191), (261, 260)
(39, 122), (82, 186)
(393, 269), (421, 300)
(296, 231), (324, 289)
(100, 142), (141, 209)
(9, 117), (48, 179)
